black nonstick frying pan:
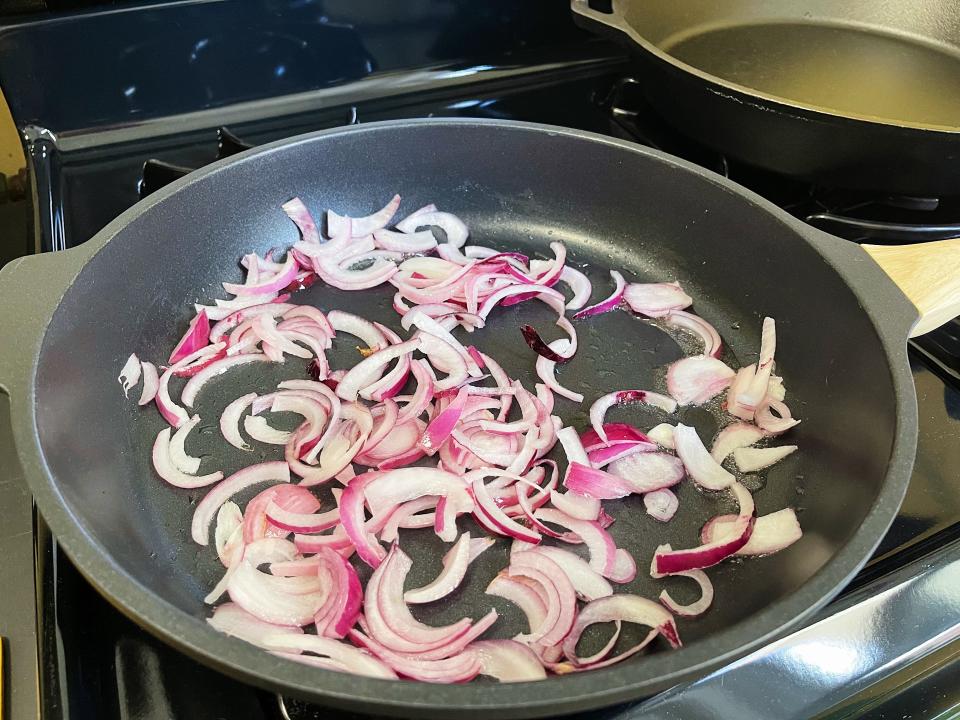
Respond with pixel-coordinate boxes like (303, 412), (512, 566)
(0, 119), (958, 718)
(571, 0), (960, 196)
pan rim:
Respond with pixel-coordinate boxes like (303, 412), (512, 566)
(15, 118), (918, 718)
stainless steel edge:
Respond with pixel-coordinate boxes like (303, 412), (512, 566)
(621, 537), (960, 719)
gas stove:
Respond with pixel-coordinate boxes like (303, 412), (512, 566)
(1, 3), (960, 719)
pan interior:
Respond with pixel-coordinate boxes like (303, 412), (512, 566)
(622, 2), (960, 129)
(32, 122), (899, 704)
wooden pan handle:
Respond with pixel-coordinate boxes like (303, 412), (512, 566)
(863, 238), (960, 338)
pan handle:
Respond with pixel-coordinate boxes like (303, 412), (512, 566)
(0, 243), (98, 397)
(862, 240), (960, 338)
(569, 0), (629, 35)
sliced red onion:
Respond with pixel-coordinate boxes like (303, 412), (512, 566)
(265, 501), (337, 534)
(404, 310), (482, 376)
(586, 440), (654, 468)
(520, 325), (572, 363)
(573, 270), (626, 319)
(535, 338), (582, 403)
(666, 355), (735, 406)
(328, 194), (401, 237)
(214, 501), (243, 566)
(169, 309), (211, 364)
(405, 532), (476, 604)
(243, 415), (291, 445)
(562, 594), (681, 667)
(580, 422), (649, 450)
(733, 445), (798, 472)
(563, 462), (635, 500)
(336, 338), (420, 402)
(420, 385), (469, 455)
(528, 546), (613, 601)
(533, 508), (626, 581)
(472, 640), (548, 682)
(396, 210), (468, 248)
(219, 392), (257, 451)
(755, 397), (801, 435)
(653, 481), (755, 574)
(606, 452), (685, 494)
(646, 423), (676, 449)
(363, 468), (474, 543)
(312, 547), (363, 638)
(486, 573), (548, 638)
(282, 197), (321, 243)
(673, 423), (734, 491)
(472, 474), (542, 543)
(664, 310), (723, 358)
(181, 354), (269, 408)
(118, 353), (141, 397)
(138, 361), (159, 405)
(152, 427), (223, 489)
(736, 317), (777, 412)
(169, 414), (203, 474)
(209, 302), (296, 343)
(644, 488), (679, 522)
(266, 633), (397, 679)
(227, 558), (324, 626)
(655, 561), (714, 617)
(711, 422), (765, 462)
(192, 461), (291, 545)
(374, 227), (438, 253)
(223, 254), (298, 297)
(509, 551), (577, 647)
(419, 333), (469, 392)
(207, 602), (303, 649)
(557, 265), (592, 310)
(349, 629), (482, 683)
(622, 281), (692, 317)
(702, 507), (802, 556)
(589, 390), (677, 444)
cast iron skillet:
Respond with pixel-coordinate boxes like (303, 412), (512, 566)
(571, 0), (960, 196)
(0, 119), (958, 718)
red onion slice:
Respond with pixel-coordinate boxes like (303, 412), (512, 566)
(405, 532), (477, 604)
(349, 629), (482, 683)
(208, 602), (303, 649)
(573, 270), (626, 319)
(220, 392), (257, 451)
(420, 386), (469, 455)
(244, 415), (291, 445)
(622, 281), (692, 317)
(589, 390), (677, 444)
(557, 265), (592, 310)
(336, 338), (420, 402)
(587, 440), (655, 468)
(533, 508), (626, 581)
(653, 481), (755, 574)
(528, 547), (613, 601)
(472, 475), (542, 543)
(118, 353), (141, 396)
(311, 547), (363, 638)
(563, 593), (681, 668)
(214, 502), (243, 566)
(364, 467), (473, 543)
(223, 254), (298, 297)
(328, 194), (401, 237)
(644, 488), (679, 522)
(282, 197), (321, 243)
(152, 427), (223, 489)
(646, 423), (676, 449)
(755, 397), (801, 435)
(733, 445), (798, 472)
(192, 461), (291, 545)
(655, 561), (714, 617)
(736, 317), (777, 411)
(169, 309), (211, 364)
(508, 551), (577, 647)
(472, 640), (548, 682)
(374, 227), (438, 253)
(673, 423), (734, 491)
(396, 210), (468, 248)
(666, 356), (735, 406)
(711, 422), (765, 462)
(138, 361), (159, 406)
(486, 573), (548, 638)
(266, 633), (397, 679)
(702, 507), (802, 556)
(606, 452), (685, 494)
(664, 309), (723, 358)
(169, 414), (203, 474)
(227, 558), (323, 626)
(181, 354), (270, 408)
(564, 462), (635, 500)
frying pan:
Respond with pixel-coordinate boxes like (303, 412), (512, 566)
(571, 0), (960, 196)
(0, 119), (958, 718)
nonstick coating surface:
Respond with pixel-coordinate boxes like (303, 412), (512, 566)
(26, 120), (914, 717)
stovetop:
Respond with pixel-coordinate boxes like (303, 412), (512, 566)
(1, 2), (960, 719)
